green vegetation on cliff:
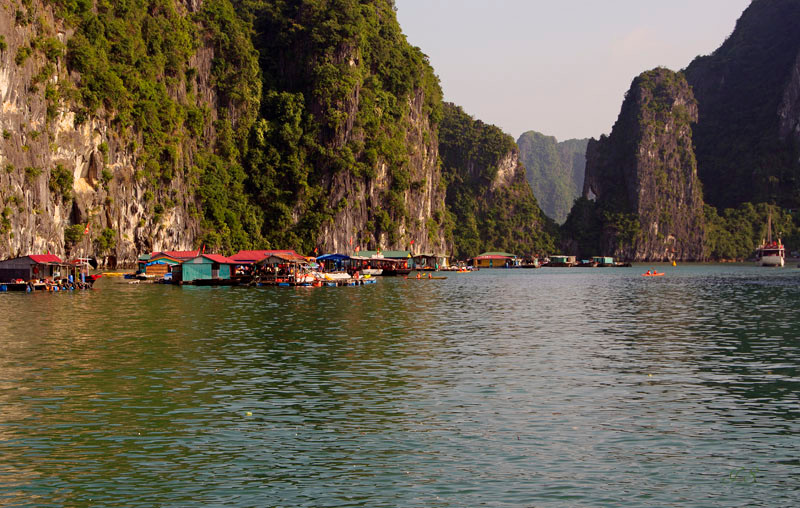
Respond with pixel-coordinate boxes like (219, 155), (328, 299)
(564, 68), (704, 261)
(51, 0), (263, 252)
(439, 104), (556, 259)
(517, 131), (587, 224)
(237, 0), (444, 253)
(684, 0), (800, 211)
(12, 0), (553, 259)
(704, 203), (799, 260)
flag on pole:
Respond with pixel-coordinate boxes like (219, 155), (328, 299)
(355, 245), (360, 253)
(349, 237), (353, 246)
(83, 223), (90, 235)
(410, 239), (414, 245)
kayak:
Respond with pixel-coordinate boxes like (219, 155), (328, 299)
(641, 272), (664, 277)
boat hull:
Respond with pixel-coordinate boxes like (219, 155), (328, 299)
(757, 255), (784, 267)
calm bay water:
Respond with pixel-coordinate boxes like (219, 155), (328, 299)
(1, 264), (798, 506)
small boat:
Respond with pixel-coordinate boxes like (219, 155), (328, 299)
(404, 274), (447, 280)
(641, 271), (664, 277)
(755, 212), (785, 267)
(85, 274), (103, 284)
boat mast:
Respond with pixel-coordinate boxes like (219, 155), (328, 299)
(766, 211), (773, 244)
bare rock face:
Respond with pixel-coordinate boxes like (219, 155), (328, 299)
(318, 88), (449, 255)
(582, 68), (705, 261)
(0, 1), (211, 266)
(683, 0), (800, 209)
(779, 49), (800, 148)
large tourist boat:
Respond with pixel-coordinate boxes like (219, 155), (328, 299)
(755, 214), (785, 267)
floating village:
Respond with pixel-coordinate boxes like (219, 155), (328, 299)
(0, 247), (639, 292)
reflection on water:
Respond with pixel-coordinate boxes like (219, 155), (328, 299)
(0, 265), (799, 506)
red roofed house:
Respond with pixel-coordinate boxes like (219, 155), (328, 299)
(0, 254), (64, 281)
(173, 253), (237, 284)
(229, 250), (304, 264)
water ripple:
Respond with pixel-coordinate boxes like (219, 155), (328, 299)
(0, 265), (798, 506)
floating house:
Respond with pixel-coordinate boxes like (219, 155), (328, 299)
(412, 254), (449, 270)
(359, 250), (412, 260)
(352, 250), (412, 274)
(137, 253), (151, 272)
(144, 254), (182, 277)
(470, 252), (517, 268)
(139, 250), (199, 276)
(548, 255), (577, 267)
(150, 250), (201, 261)
(0, 254), (66, 281)
(593, 256), (615, 267)
(316, 253), (351, 272)
(230, 250), (305, 265)
(173, 254), (237, 284)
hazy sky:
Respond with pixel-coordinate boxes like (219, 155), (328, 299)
(395, 0), (751, 141)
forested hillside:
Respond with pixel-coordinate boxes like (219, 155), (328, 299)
(684, 0), (800, 210)
(517, 131), (587, 224)
(439, 104), (555, 259)
(0, 0), (554, 263)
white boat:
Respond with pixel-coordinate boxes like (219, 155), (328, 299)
(755, 213), (785, 267)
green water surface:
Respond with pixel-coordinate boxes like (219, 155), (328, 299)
(0, 264), (798, 506)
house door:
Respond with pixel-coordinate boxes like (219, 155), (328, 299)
(212, 263), (220, 279)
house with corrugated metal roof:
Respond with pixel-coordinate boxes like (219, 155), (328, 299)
(150, 250), (200, 261)
(229, 250), (305, 264)
(0, 254), (65, 281)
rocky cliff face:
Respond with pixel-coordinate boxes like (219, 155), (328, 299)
(1, 0), (550, 264)
(580, 68), (705, 261)
(228, 1), (451, 256)
(684, 0), (800, 210)
(517, 131), (587, 224)
(315, 82), (448, 255)
(439, 103), (555, 259)
(0, 0), (228, 265)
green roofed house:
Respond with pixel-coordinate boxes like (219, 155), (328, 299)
(173, 254), (237, 284)
(592, 256), (615, 267)
(137, 254), (151, 272)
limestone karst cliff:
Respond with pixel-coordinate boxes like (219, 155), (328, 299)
(517, 131), (587, 224)
(0, 0), (214, 264)
(684, 0), (800, 210)
(244, 1), (449, 255)
(566, 68), (705, 261)
(1, 0), (553, 265)
(439, 103), (555, 259)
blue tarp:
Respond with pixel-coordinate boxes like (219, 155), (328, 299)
(316, 253), (350, 262)
(146, 260), (170, 266)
